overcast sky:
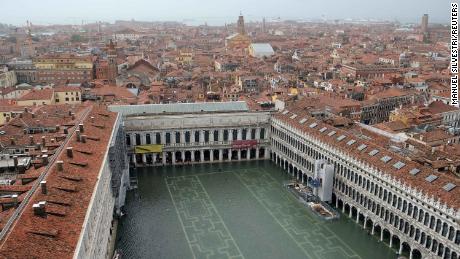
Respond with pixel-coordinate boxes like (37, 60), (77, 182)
(1, 0), (454, 26)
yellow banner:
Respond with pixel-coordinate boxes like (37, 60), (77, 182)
(134, 144), (163, 154)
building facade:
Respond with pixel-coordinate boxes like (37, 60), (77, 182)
(33, 54), (93, 85)
(270, 110), (460, 259)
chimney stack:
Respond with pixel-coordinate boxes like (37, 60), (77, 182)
(13, 156), (18, 169)
(66, 147), (73, 158)
(71, 113), (76, 120)
(29, 135), (34, 145)
(56, 160), (64, 171)
(76, 130), (81, 142)
(31, 113), (35, 118)
(10, 138), (15, 146)
(55, 125), (60, 131)
(63, 127), (68, 134)
(12, 194), (18, 207)
(24, 107), (28, 113)
(41, 136), (46, 146)
(6, 117), (10, 123)
(81, 135), (87, 143)
(40, 181), (47, 194)
(33, 201), (46, 216)
(78, 123), (84, 133)
(23, 129), (27, 135)
(41, 154), (49, 165)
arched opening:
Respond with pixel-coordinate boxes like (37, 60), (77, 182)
(259, 148), (265, 158)
(175, 151), (182, 163)
(365, 218), (373, 230)
(382, 229), (391, 245)
(213, 150), (219, 161)
(391, 235), (400, 250)
(194, 150), (201, 162)
(185, 151), (191, 162)
(373, 224), (382, 238)
(231, 150), (238, 160)
(412, 249), (422, 259)
(240, 149), (248, 160)
(203, 150), (210, 161)
(166, 152), (172, 164)
(400, 242), (411, 258)
(250, 148), (256, 159)
(223, 149), (229, 160)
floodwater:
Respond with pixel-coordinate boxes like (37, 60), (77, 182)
(116, 160), (395, 259)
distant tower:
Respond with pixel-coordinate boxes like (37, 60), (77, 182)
(262, 17), (266, 33)
(107, 40), (118, 85)
(237, 13), (246, 35)
(421, 14), (429, 33)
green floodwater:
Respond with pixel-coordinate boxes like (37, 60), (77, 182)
(116, 160), (395, 259)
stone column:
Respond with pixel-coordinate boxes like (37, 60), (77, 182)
(349, 207), (353, 218)
(219, 130), (223, 143)
(363, 217), (367, 229)
(181, 151), (185, 163)
(409, 249), (413, 259)
(172, 152), (176, 165)
(228, 149), (232, 160)
(161, 132), (166, 144)
(256, 128), (261, 140)
(335, 198), (338, 208)
(132, 154), (137, 166)
(219, 149), (223, 161)
(246, 129), (251, 140)
(398, 242), (403, 254)
(153, 154), (157, 164)
(237, 128), (242, 140)
(200, 150), (204, 162)
(162, 152), (166, 165)
(210, 131), (215, 144)
(380, 230), (384, 241)
(389, 235), (393, 248)
(142, 154), (147, 164)
(356, 210), (360, 223)
(371, 224), (375, 235)
(199, 130), (204, 144)
(256, 148), (260, 159)
(246, 148), (250, 160)
(180, 131), (185, 144)
(237, 150), (241, 160)
(191, 150), (195, 161)
(210, 150), (214, 162)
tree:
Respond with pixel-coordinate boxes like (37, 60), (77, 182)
(70, 34), (83, 43)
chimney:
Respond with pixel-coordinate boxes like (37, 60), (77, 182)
(68, 110), (72, 116)
(66, 147), (73, 158)
(10, 138), (15, 146)
(51, 138), (55, 143)
(76, 130), (81, 142)
(55, 125), (60, 131)
(24, 107), (28, 113)
(63, 127), (68, 134)
(71, 113), (76, 120)
(78, 123), (84, 133)
(31, 113), (35, 118)
(41, 136), (46, 146)
(12, 194), (18, 207)
(81, 135), (87, 143)
(19, 113), (23, 118)
(13, 156), (18, 169)
(56, 160), (64, 171)
(41, 154), (49, 165)
(40, 181), (47, 194)
(36, 143), (42, 150)
(5, 117), (10, 123)
(33, 201), (46, 216)
(90, 116), (95, 122)
(29, 135), (34, 145)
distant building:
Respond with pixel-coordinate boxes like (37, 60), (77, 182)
(249, 43), (275, 58)
(421, 14), (429, 34)
(0, 67), (17, 88)
(225, 14), (251, 49)
(33, 54), (94, 85)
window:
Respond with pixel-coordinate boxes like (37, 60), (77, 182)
(125, 134), (131, 146)
(135, 134), (141, 145)
(146, 134), (151, 144)
(165, 133), (171, 144)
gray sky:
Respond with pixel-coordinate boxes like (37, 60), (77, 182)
(1, 0), (454, 26)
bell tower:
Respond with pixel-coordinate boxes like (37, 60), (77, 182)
(237, 13), (245, 35)
(107, 40), (118, 85)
